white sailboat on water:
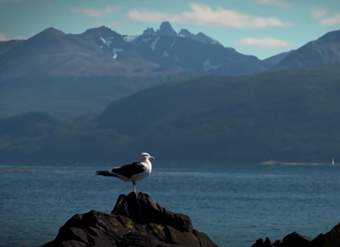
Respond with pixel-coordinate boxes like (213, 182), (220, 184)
(332, 158), (335, 166)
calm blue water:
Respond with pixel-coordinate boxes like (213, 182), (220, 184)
(1, 164), (340, 247)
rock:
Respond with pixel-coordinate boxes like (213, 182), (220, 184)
(252, 237), (272, 247)
(112, 192), (192, 232)
(251, 232), (311, 247)
(251, 223), (340, 247)
(311, 222), (340, 247)
(281, 232), (311, 247)
(42, 192), (218, 247)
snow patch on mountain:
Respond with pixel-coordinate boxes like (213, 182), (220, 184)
(170, 38), (176, 49)
(112, 48), (123, 60)
(123, 35), (137, 42)
(162, 50), (169, 57)
(100, 36), (111, 47)
(203, 59), (221, 71)
(141, 37), (152, 43)
(150, 36), (160, 51)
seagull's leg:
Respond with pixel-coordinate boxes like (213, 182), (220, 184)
(132, 181), (136, 193)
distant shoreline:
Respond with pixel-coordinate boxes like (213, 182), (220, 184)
(260, 160), (333, 166)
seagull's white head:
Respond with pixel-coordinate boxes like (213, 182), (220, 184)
(141, 152), (155, 160)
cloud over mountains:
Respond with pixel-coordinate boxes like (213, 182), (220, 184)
(128, 3), (289, 29)
(239, 37), (291, 48)
(72, 5), (118, 17)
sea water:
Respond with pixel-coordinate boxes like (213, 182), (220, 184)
(1, 164), (340, 247)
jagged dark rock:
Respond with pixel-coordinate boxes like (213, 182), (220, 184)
(281, 232), (311, 247)
(311, 222), (340, 247)
(251, 223), (340, 247)
(42, 192), (218, 247)
(112, 192), (192, 232)
(252, 237), (272, 247)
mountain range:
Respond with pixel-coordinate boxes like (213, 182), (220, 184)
(0, 21), (263, 119)
(0, 21), (267, 78)
(275, 29), (340, 69)
(1, 23), (340, 163)
(1, 22), (339, 119)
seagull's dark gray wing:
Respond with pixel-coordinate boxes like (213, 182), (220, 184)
(112, 162), (146, 178)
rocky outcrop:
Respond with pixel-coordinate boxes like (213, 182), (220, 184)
(42, 192), (218, 247)
(251, 223), (340, 247)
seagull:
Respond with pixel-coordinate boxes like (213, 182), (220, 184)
(96, 152), (155, 193)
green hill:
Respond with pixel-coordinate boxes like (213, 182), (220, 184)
(98, 65), (340, 162)
(1, 66), (340, 163)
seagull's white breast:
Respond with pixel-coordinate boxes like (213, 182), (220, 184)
(131, 160), (152, 182)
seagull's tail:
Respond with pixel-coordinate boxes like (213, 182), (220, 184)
(96, 170), (118, 177)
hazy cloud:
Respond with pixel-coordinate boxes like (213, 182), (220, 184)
(311, 7), (328, 18)
(0, 33), (9, 41)
(254, 0), (288, 6)
(311, 7), (340, 26)
(320, 14), (340, 26)
(72, 5), (118, 17)
(239, 37), (290, 48)
(128, 3), (289, 29)
(0, 0), (23, 3)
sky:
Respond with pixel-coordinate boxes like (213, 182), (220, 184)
(0, 0), (340, 59)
